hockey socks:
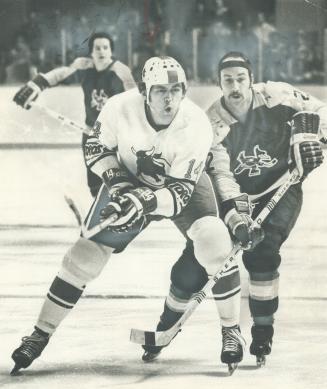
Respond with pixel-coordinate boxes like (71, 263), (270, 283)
(211, 265), (241, 327)
(36, 276), (84, 334)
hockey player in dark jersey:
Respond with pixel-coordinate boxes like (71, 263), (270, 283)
(13, 31), (136, 197)
(203, 51), (326, 366)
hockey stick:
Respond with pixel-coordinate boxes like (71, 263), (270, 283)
(64, 195), (83, 226)
(29, 101), (89, 135)
(28, 102), (124, 237)
(130, 169), (300, 347)
(81, 211), (119, 239)
(28, 102), (90, 226)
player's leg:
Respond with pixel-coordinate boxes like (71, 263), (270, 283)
(11, 185), (145, 373)
(243, 184), (303, 366)
(142, 173), (244, 368)
(181, 174), (244, 370)
(142, 241), (208, 362)
(82, 133), (103, 198)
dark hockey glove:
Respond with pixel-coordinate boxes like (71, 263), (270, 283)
(100, 187), (157, 233)
(289, 111), (324, 178)
(13, 74), (49, 109)
(222, 194), (264, 251)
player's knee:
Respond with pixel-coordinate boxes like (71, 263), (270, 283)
(187, 216), (232, 275)
(171, 243), (208, 293)
(59, 237), (113, 287)
(243, 230), (282, 272)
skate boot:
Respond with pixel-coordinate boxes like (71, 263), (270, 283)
(221, 325), (246, 375)
(142, 344), (163, 362)
(250, 324), (274, 367)
(11, 327), (50, 375)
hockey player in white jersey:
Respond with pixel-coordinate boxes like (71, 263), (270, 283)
(11, 56), (262, 374)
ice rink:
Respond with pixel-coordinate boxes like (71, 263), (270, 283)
(1, 85), (327, 389)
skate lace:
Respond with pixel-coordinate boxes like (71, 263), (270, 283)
(222, 327), (246, 352)
(20, 333), (47, 358)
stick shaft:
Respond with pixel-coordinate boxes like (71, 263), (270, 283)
(130, 170), (300, 346)
(30, 101), (89, 134)
(81, 212), (119, 239)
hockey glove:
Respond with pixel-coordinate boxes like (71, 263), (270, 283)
(222, 194), (264, 251)
(289, 111), (324, 178)
(100, 187), (157, 233)
(13, 74), (49, 109)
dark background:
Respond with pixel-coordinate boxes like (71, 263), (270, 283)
(0, 0), (326, 84)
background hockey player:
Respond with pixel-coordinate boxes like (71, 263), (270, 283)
(13, 31), (136, 198)
(203, 51), (326, 366)
(11, 56), (261, 374)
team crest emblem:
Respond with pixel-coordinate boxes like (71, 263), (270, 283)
(91, 89), (109, 111)
(234, 145), (278, 177)
(131, 146), (170, 186)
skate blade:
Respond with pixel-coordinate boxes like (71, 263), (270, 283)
(10, 364), (22, 376)
(256, 355), (266, 367)
(142, 351), (161, 363)
(228, 362), (238, 375)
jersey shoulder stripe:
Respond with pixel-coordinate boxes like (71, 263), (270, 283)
(111, 60), (136, 90)
(70, 57), (94, 70)
(253, 81), (312, 111)
(206, 100), (232, 143)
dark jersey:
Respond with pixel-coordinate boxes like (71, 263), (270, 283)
(42, 57), (136, 127)
(207, 81), (327, 199)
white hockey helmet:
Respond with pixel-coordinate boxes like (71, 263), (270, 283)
(141, 56), (187, 100)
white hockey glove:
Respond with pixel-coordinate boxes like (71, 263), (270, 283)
(289, 111), (324, 178)
(100, 187), (157, 233)
(13, 74), (49, 109)
(222, 194), (264, 251)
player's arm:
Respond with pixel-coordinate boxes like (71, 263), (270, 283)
(13, 57), (92, 109)
(85, 102), (134, 198)
(207, 109), (263, 249)
(207, 140), (242, 201)
(268, 81), (327, 141)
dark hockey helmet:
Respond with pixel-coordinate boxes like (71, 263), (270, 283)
(218, 51), (253, 85)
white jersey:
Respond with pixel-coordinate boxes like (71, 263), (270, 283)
(86, 89), (213, 217)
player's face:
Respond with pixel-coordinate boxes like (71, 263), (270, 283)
(220, 67), (252, 106)
(91, 38), (112, 70)
(148, 83), (184, 125)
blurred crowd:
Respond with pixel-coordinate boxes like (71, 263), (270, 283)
(0, 0), (324, 85)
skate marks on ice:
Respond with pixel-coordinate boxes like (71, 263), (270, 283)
(1, 299), (327, 389)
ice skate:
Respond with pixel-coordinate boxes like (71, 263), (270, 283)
(250, 325), (274, 367)
(142, 345), (162, 362)
(141, 317), (181, 363)
(11, 328), (50, 375)
(221, 325), (246, 375)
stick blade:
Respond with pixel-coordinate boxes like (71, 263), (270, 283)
(130, 326), (178, 347)
(130, 329), (157, 346)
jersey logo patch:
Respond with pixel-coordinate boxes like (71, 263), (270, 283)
(91, 89), (109, 111)
(234, 145), (278, 177)
(131, 146), (170, 186)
